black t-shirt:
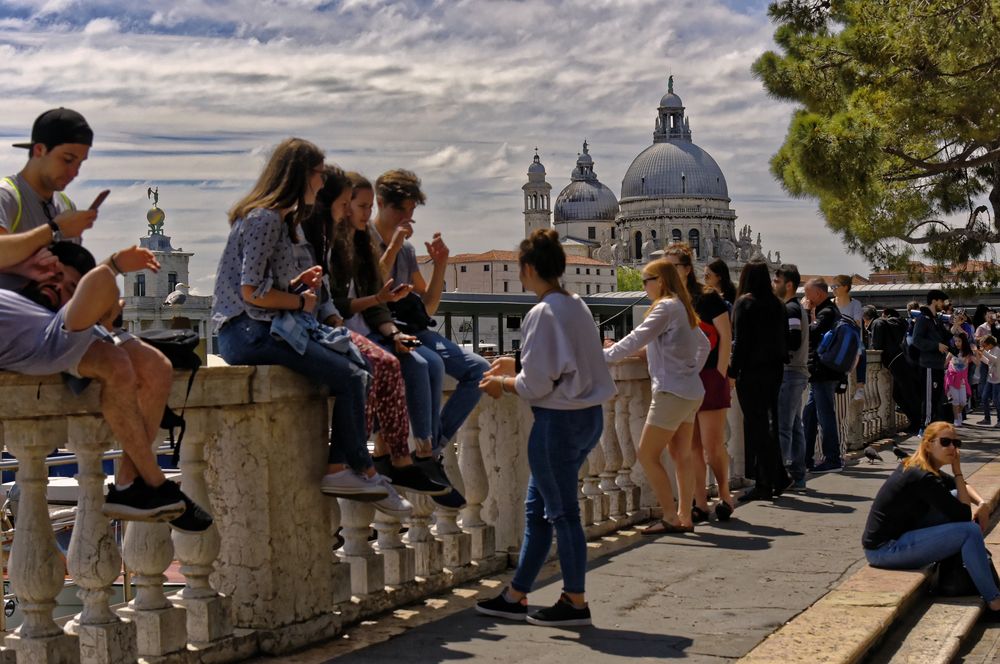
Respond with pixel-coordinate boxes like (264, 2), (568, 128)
(862, 465), (970, 550)
(693, 289), (729, 371)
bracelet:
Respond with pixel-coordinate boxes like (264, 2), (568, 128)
(955, 473), (964, 479)
(108, 253), (123, 276)
(501, 377), (512, 393)
(297, 294), (306, 311)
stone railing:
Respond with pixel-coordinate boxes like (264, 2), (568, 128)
(0, 351), (898, 662)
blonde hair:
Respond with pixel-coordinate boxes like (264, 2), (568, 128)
(902, 421), (954, 475)
(642, 259), (699, 328)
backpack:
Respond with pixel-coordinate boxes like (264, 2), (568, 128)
(817, 314), (862, 374)
(136, 329), (201, 465)
(901, 313), (923, 366)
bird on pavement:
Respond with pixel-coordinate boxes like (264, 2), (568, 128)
(892, 445), (909, 461)
(864, 446), (883, 463)
(164, 283), (189, 306)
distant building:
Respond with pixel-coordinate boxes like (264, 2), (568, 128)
(418, 250), (616, 296)
(120, 193), (213, 358)
(868, 260), (998, 284)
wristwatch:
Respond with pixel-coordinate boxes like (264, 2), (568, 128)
(47, 218), (63, 243)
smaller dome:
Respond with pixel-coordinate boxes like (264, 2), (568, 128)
(528, 152), (545, 174)
(659, 92), (683, 108)
(553, 180), (619, 222)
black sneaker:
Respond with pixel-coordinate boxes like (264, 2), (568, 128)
(476, 589), (528, 621)
(412, 454), (453, 489)
(374, 457), (450, 496)
(432, 487), (467, 509)
(525, 594), (591, 627)
(167, 484), (214, 533)
(102, 478), (185, 522)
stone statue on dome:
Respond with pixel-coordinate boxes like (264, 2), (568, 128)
(641, 236), (657, 261)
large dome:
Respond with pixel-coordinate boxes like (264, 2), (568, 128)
(554, 180), (620, 222)
(621, 141), (728, 200)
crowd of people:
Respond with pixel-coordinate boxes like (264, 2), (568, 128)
(4, 107), (1000, 626)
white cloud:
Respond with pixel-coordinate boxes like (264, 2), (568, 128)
(0, 0), (873, 284)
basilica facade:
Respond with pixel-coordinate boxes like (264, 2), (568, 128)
(523, 77), (775, 272)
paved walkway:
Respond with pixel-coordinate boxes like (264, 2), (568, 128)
(253, 427), (1000, 664)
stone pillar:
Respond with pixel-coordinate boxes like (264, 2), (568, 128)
(2, 418), (80, 664)
(577, 459), (594, 527)
(617, 380), (642, 512)
(64, 416), (137, 664)
(434, 442), (471, 568)
(326, 500), (353, 604)
(582, 443), (607, 525)
(598, 397), (625, 521)
(336, 500), (384, 596)
(169, 411), (232, 646)
(405, 495), (443, 578)
(727, 385), (746, 484)
(874, 353), (896, 437)
(457, 409), (496, 561)
(118, 522), (187, 658)
(373, 510), (414, 587)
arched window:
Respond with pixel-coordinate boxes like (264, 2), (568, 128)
(650, 229), (657, 239)
(634, 231), (643, 260)
(671, 228), (682, 243)
(688, 229), (701, 259)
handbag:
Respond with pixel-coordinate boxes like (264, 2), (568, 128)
(934, 550), (1000, 597)
(386, 292), (436, 335)
(137, 329), (202, 465)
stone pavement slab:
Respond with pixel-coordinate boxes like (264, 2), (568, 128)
(251, 428), (1000, 664)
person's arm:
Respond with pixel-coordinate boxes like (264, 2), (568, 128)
(63, 265), (120, 332)
(714, 311), (731, 376)
(0, 208), (98, 269)
(787, 305), (803, 352)
(419, 233), (448, 316)
(919, 473), (973, 522)
(604, 301), (671, 362)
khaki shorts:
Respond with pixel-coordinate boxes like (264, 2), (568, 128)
(646, 391), (703, 431)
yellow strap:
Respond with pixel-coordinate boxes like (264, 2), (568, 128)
(1, 177), (22, 233)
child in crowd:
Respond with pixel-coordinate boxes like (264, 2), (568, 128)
(976, 336), (1000, 427)
(945, 332), (974, 426)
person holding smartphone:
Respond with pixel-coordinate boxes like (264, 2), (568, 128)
(863, 422), (1000, 610)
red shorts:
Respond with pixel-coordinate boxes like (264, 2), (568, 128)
(698, 367), (732, 412)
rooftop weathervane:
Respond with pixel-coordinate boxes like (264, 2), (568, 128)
(146, 186), (165, 236)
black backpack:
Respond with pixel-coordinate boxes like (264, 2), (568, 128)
(136, 329), (201, 465)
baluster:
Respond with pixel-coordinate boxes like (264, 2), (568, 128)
(598, 399), (624, 521)
(620, 381), (644, 512)
(336, 500), (383, 596)
(727, 385), (747, 485)
(457, 408), (495, 561)
(64, 416), (137, 664)
(327, 499), (353, 603)
(434, 441), (470, 568)
(577, 459), (594, 527)
(405, 494), (443, 578)
(118, 521), (187, 658)
(169, 411), (232, 646)
(2, 418), (79, 663)
(616, 382), (642, 514)
(876, 355), (896, 437)
(582, 441), (607, 525)
(373, 510), (414, 587)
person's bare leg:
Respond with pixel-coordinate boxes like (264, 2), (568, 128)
(700, 409), (733, 508)
(668, 421), (696, 527)
(637, 423), (679, 525)
(76, 342), (166, 487)
(117, 339), (173, 483)
(373, 432), (416, 467)
(691, 418), (709, 512)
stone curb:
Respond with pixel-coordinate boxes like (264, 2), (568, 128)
(739, 457), (1000, 664)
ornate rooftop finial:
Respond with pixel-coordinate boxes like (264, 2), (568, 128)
(582, 139), (589, 154)
(146, 186), (165, 236)
(668, 74), (673, 94)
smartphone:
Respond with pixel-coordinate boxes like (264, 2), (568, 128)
(400, 338), (422, 348)
(89, 190), (111, 211)
(391, 283), (409, 294)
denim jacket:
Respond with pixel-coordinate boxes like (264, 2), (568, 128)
(270, 311), (368, 372)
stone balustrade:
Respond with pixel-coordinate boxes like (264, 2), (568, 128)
(0, 350), (900, 662)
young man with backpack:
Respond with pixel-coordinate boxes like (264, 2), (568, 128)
(911, 289), (955, 428)
(801, 278), (847, 473)
(773, 264), (810, 489)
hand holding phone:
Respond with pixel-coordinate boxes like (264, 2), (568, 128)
(400, 338), (422, 348)
(391, 283), (409, 294)
(89, 190), (110, 211)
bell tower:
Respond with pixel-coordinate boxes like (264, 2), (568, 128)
(522, 148), (552, 237)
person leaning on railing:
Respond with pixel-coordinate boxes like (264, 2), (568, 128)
(862, 422), (1000, 611)
(0, 241), (211, 531)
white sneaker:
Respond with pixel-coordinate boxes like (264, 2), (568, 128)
(371, 474), (412, 519)
(954, 418), (963, 427)
(853, 388), (865, 401)
(321, 469), (389, 500)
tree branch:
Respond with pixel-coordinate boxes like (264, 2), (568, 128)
(883, 145), (1000, 181)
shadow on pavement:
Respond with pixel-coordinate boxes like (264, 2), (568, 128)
(770, 496), (855, 514)
(549, 627), (693, 658)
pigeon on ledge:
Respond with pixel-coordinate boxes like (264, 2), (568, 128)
(892, 445), (909, 460)
(164, 283), (189, 306)
(863, 446), (883, 463)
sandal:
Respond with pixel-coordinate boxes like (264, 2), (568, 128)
(641, 519), (694, 535)
(715, 500), (735, 522)
(691, 503), (710, 524)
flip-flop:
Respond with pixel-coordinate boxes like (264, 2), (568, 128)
(715, 500), (735, 522)
(641, 519), (693, 535)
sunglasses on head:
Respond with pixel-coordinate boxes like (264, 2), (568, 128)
(938, 437), (962, 448)
(642, 276), (658, 284)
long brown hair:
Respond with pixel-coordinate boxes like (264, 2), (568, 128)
(303, 164), (350, 274)
(663, 242), (710, 299)
(902, 421), (954, 475)
(329, 172), (382, 292)
(642, 259), (699, 328)
(228, 138), (324, 240)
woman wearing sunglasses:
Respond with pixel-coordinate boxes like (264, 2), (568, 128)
(863, 422), (1000, 610)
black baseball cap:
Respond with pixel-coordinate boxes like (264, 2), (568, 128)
(49, 242), (97, 276)
(13, 108), (93, 150)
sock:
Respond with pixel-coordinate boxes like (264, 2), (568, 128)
(114, 482), (133, 491)
(503, 588), (525, 604)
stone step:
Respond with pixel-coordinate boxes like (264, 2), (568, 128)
(870, 597), (982, 664)
(955, 623), (1000, 663)
(739, 454), (1000, 664)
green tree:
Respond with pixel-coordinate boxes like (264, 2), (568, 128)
(617, 265), (644, 291)
(753, 0), (1000, 276)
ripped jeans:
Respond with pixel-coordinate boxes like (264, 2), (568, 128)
(511, 405), (604, 595)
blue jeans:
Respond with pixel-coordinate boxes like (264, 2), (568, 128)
(778, 369), (809, 481)
(219, 315), (372, 470)
(802, 380), (840, 466)
(866, 521), (1000, 603)
(979, 364), (990, 404)
(414, 329), (489, 452)
(983, 382), (1000, 421)
(511, 406), (603, 595)
(856, 350), (867, 384)
(370, 333), (443, 442)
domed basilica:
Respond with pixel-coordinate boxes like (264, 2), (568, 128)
(522, 77), (774, 271)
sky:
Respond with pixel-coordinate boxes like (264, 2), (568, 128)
(0, 0), (871, 294)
